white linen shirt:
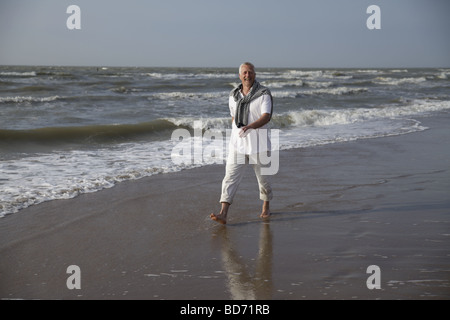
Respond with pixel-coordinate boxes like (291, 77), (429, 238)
(228, 92), (272, 155)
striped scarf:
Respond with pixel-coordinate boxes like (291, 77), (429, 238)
(230, 81), (273, 128)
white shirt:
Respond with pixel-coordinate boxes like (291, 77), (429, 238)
(228, 92), (272, 155)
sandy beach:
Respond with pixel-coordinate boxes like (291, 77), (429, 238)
(1, 113), (449, 300)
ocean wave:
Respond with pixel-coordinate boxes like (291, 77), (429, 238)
(272, 99), (450, 128)
(0, 142), (180, 217)
(110, 86), (144, 94)
(436, 70), (450, 80)
(143, 72), (236, 80)
(0, 120), (181, 145)
(261, 79), (304, 88)
(304, 81), (334, 88)
(284, 70), (324, 78)
(307, 87), (368, 95)
(279, 118), (427, 151)
(272, 87), (368, 98)
(0, 117), (236, 147)
(356, 69), (383, 74)
(261, 70), (354, 81)
(166, 116), (231, 130)
(0, 71), (37, 77)
(273, 109), (376, 128)
(374, 76), (427, 86)
(0, 96), (62, 104)
(322, 72), (353, 80)
(152, 91), (227, 100)
(165, 99), (450, 132)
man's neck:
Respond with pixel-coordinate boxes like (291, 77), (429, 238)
(241, 82), (254, 96)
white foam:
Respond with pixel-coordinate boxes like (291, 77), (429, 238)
(0, 141), (179, 217)
(436, 71), (449, 80)
(356, 69), (382, 74)
(284, 70), (323, 78)
(303, 87), (368, 95)
(304, 81), (334, 88)
(374, 77), (427, 86)
(261, 79), (304, 88)
(278, 118), (427, 151)
(152, 91), (226, 101)
(277, 99), (450, 128)
(166, 116), (231, 130)
(0, 96), (61, 103)
(390, 69), (409, 73)
(271, 87), (368, 98)
(0, 71), (36, 77)
(144, 72), (236, 80)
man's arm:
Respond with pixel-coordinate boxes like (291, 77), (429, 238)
(241, 113), (271, 133)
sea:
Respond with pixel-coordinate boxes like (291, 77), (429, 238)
(1, 66), (449, 217)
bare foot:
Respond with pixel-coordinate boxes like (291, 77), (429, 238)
(211, 202), (230, 225)
(260, 201), (270, 219)
(210, 213), (227, 225)
(260, 210), (271, 219)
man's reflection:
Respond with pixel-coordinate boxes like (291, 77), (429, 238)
(214, 222), (273, 300)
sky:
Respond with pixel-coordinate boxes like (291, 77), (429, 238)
(0, 0), (449, 68)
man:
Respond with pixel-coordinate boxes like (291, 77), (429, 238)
(210, 62), (273, 225)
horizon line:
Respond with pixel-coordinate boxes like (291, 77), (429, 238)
(1, 63), (449, 70)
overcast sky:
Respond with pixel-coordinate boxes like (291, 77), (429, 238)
(1, 0), (449, 68)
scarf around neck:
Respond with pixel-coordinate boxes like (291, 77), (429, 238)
(230, 80), (273, 128)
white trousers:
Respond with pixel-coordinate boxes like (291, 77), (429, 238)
(220, 150), (273, 205)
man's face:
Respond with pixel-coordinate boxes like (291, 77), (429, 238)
(239, 65), (256, 87)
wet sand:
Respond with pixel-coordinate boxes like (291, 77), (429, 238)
(1, 114), (449, 300)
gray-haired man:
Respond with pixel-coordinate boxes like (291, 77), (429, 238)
(210, 62), (273, 224)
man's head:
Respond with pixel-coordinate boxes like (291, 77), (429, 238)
(239, 62), (256, 88)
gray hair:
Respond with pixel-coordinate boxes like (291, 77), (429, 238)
(239, 62), (255, 74)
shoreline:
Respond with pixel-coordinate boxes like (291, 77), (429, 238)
(1, 113), (449, 300)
